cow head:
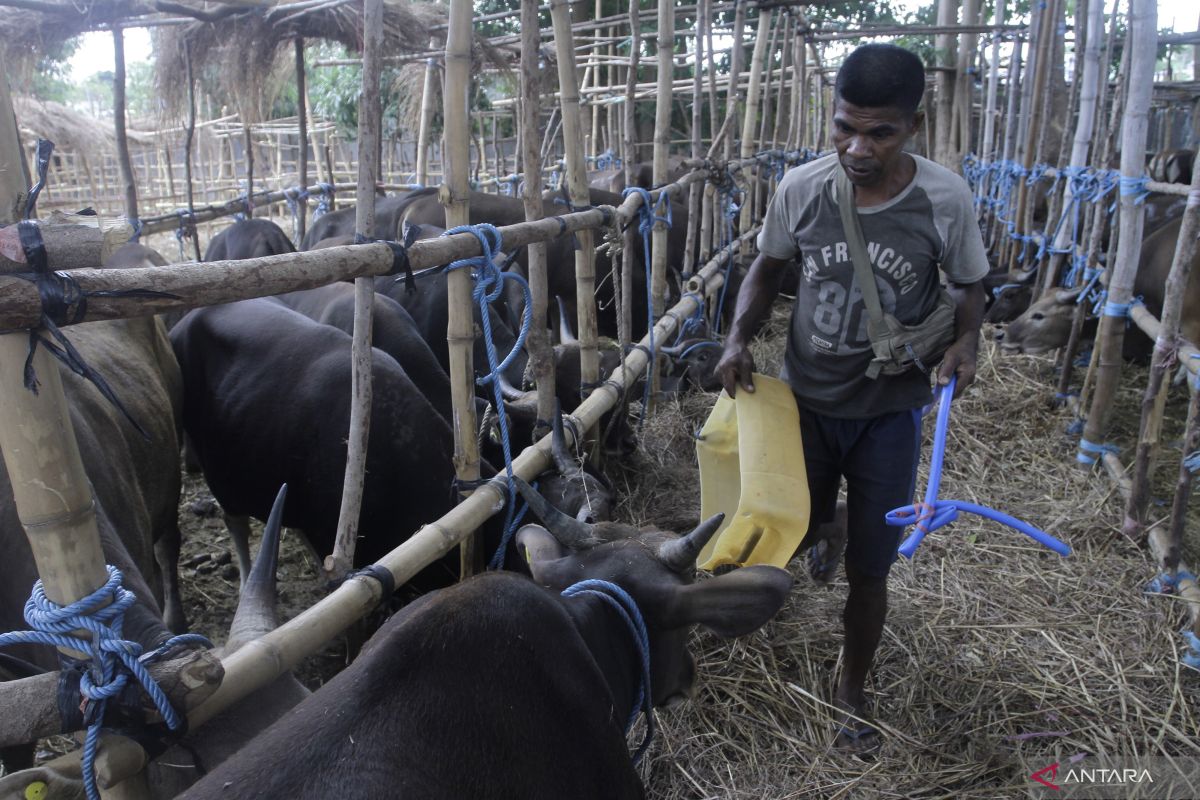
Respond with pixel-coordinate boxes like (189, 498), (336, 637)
(998, 287), (1081, 355)
(660, 337), (723, 393)
(534, 409), (614, 524)
(983, 283), (1033, 324)
(512, 479), (792, 707)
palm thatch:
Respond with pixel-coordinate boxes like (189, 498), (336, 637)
(12, 95), (156, 154)
(153, 0), (507, 126)
(0, 2), (144, 81)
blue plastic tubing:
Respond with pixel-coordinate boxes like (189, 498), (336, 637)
(886, 377), (1072, 559)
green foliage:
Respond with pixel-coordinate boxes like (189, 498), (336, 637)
(28, 38), (80, 104)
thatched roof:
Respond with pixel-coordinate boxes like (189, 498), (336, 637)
(12, 95), (157, 157)
(153, 0), (461, 124)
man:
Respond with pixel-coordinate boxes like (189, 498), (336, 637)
(715, 44), (987, 752)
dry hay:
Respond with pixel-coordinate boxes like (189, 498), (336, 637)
(12, 95), (155, 156)
(614, 309), (1200, 798)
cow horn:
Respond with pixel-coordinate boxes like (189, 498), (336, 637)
(497, 371), (527, 402)
(657, 513), (726, 573)
(511, 475), (596, 548)
(557, 296), (577, 343)
(226, 484), (287, 654)
(551, 404), (581, 477)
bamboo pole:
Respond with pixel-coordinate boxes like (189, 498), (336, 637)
(295, 38), (308, 244)
(415, 45), (439, 188)
(1077, 0), (1156, 464)
(551, 0), (600, 395)
(1122, 167), (1200, 540)
(793, 26), (807, 151)
(1039, 0), (1102, 297)
(182, 42), (202, 261)
(0, 57), (112, 667)
(112, 27), (139, 227)
(737, 11), (772, 261)
(684, 0), (707, 275)
(950, 0), (979, 168)
(649, 0), (675, 318)
(769, 13), (791, 152)
(723, 0), (747, 161)
(621, 0), (640, 346)
(521, 0), (555, 440)
(1159, 387), (1200, 632)
(243, 124), (254, 212)
(443, 0), (481, 577)
(933, 0), (958, 167)
(325, 0), (382, 582)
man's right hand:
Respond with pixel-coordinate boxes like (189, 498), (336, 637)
(716, 341), (756, 397)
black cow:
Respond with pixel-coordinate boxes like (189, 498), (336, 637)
(204, 218), (295, 261)
(177, 480), (792, 800)
(299, 192), (415, 250)
(170, 298), (517, 586)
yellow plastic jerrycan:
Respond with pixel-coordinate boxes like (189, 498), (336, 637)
(696, 373), (810, 570)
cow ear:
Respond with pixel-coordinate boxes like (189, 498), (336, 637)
(660, 565), (793, 638)
(515, 525), (582, 586)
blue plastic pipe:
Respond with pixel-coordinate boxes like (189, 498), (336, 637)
(888, 377), (1071, 559)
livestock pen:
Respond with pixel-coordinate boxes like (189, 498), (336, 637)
(0, 0), (1198, 798)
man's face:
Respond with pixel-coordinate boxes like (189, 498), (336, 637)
(831, 97), (921, 187)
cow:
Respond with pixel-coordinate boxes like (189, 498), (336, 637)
(204, 218), (295, 261)
(175, 478), (792, 800)
(1148, 149), (1194, 186)
(0, 482), (306, 798)
(299, 192), (415, 250)
(391, 187), (689, 341)
(998, 216), (1200, 356)
(168, 297), (600, 591)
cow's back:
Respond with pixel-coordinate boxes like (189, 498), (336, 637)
(178, 572), (644, 800)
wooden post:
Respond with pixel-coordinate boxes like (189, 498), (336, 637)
(243, 124), (254, 212)
(112, 27), (139, 227)
(1040, 0), (1102, 297)
(649, 0), (675, 319)
(737, 11), (771, 262)
(1123, 167), (1200, 539)
(325, 0), (383, 582)
(183, 42), (202, 261)
(684, 0), (708, 275)
(934, 0), (958, 167)
(621, 0), (641, 347)
(551, 0), (600, 394)
(444, 0), (481, 577)
(295, 38), (308, 244)
(0, 62), (111, 662)
(521, 0), (555, 436)
(1078, 0), (1156, 464)
(1161, 387), (1200, 626)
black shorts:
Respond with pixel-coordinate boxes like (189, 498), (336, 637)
(798, 404), (923, 579)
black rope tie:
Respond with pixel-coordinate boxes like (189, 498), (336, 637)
(13, 221), (175, 440)
(25, 139), (54, 220)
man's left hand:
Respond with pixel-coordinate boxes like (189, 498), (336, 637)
(937, 337), (978, 398)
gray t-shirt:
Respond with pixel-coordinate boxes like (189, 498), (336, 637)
(757, 152), (989, 418)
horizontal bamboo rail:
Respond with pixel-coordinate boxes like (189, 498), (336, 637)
(73, 225), (757, 791)
(0, 207), (615, 331)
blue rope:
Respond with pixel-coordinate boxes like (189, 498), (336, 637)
(0, 566), (211, 800)
(1076, 437), (1119, 466)
(441, 224), (533, 570)
(1183, 450), (1200, 475)
(888, 378), (1072, 558)
(1118, 174), (1151, 205)
(560, 579), (655, 764)
(1145, 570), (1197, 595)
(312, 183), (335, 220)
(1182, 630), (1200, 671)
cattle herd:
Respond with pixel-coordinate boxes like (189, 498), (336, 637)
(0, 146), (1195, 797)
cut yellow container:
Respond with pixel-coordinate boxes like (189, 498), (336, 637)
(696, 373), (810, 570)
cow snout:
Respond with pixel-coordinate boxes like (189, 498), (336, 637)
(993, 328), (1005, 342)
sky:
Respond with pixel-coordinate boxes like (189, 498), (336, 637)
(63, 2), (1198, 86)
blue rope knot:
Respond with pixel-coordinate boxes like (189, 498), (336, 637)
(442, 224), (533, 570)
(1182, 630), (1200, 671)
(313, 183), (335, 220)
(560, 579), (655, 764)
(283, 186), (308, 215)
(1145, 570), (1197, 595)
(0, 566), (211, 800)
(888, 378), (1071, 559)
(1118, 174), (1151, 205)
(1076, 437), (1119, 465)
(1183, 450), (1200, 475)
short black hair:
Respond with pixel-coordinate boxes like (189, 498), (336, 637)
(834, 44), (926, 115)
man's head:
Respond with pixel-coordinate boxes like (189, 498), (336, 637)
(832, 44), (926, 188)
